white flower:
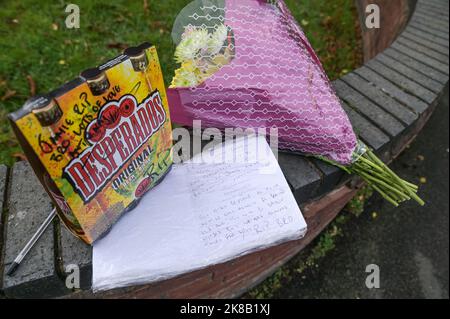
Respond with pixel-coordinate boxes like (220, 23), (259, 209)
(174, 27), (209, 63)
(207, 24), (229, 56)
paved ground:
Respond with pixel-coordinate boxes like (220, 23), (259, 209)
(276, 86), (449, 299)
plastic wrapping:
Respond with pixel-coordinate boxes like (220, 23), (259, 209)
(167, 0), (358, 165)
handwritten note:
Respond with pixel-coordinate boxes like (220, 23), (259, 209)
(93, 135), (307, 291)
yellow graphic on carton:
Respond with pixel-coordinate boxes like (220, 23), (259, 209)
(14, 46), (173, 244)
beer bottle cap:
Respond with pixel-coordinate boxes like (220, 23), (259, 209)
(31, 97), (63, 127)
(80, 68), (110, 96)
(124, 46), (149, 72)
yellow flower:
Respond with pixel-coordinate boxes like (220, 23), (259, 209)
(170, 61), (202, 88)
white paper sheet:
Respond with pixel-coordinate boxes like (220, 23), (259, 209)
(93, 135), (307, 291)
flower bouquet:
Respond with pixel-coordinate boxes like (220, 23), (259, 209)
(167, 0), (423, 206)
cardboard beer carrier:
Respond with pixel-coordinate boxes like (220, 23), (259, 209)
(9, 43), (173, 244)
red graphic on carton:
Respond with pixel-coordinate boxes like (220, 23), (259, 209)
(63, 91), (167, 203)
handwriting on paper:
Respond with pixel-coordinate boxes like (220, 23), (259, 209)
(194, 179), (296, 248)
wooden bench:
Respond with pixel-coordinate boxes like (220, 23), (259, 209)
(1, 0), (448, 298)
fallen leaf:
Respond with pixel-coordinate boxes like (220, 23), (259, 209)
(12, 153), (27, 161)
(1, 89), (16, 101)
(27, 75), (36, 96)
(321, 16), (333, 27)
(150, 21), (164, 28)
(330, 225), (339, 236)
(115, 15), (125, 23)
(143, 0), (149, 14)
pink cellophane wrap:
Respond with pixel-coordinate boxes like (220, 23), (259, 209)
(168, 0), (357, 165)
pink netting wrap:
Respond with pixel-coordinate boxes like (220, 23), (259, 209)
(167, 0), (357, 165)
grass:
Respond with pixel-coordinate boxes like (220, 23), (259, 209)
(0, 0), (362, 166)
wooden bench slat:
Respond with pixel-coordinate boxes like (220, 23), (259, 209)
(409, 21), (449, 42)
(384, 47), (448, 84)
(278, 154), (322, 203)
(392, 42), (449, 75)
(0, 165), (7, 286)
(340, 101), (390, 151)
(0, 165), (6, 217)
(412, 5), (450, 26)
(397, 37), (449, 64)
(341, 72), (418, 125)
(423, 0), (449, 6)
(410, 12), (450, 32)
(401, 31), (449, 56)
(376, 54), (444, 94)
(405, 26), (450, 48)
(415, 4), (450, 18)
(365, 59), (437, 104)
(311, 159), (346, 198)
(0, 165), (6, 293)
(334, 80), (405, 137)
(410, 18), (449, 36)
(416, 4), (450, 18)
(415, 11), (449, 23)
(420, 0), (449, 9)
(354, 66), (429, 114)
(2, 162), (66, 298)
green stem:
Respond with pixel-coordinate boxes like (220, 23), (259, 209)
(353, 168), (411, 201)
(354, 163), (412, 194)
(314, 143), (424, 206)
(370, 183), (399, 207)
(354, 157), (413, 192)
(366, 150), (425, 206)
(357, 156), (386, 174)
